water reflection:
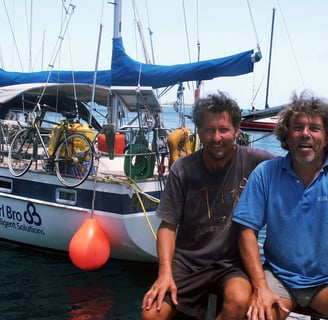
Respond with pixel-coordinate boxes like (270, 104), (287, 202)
(0, 242), (157, 319)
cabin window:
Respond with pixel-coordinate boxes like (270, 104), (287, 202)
(56, 188), (77, 205)
(0, 177), (13, 193)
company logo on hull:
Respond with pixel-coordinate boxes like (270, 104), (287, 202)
(0, 202), (45, 235)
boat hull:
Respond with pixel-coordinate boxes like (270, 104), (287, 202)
(0, 168), (161, 262)
(240, 121), (276, 131)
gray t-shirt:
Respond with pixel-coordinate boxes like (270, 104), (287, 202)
(157, 145), (274, 271)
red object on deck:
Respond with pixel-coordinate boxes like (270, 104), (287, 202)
(98, 133), (126, 154)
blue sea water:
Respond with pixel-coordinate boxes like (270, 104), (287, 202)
(162, 105), (286, 156)
(0, 106), (282, 319)
(0, 242), (156, 320)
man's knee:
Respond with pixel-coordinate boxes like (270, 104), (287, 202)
(141, 302), (175, 320)
(142, 308), (161, 320)
(221, 295), (249, 317)
(221, 278), (252, 317)
(225, 278), (251, 300)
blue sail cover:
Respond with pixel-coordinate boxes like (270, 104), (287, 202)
(0, 37), (259, 89)
(0, 68), (111, 87)
(111, 37), (257, 88)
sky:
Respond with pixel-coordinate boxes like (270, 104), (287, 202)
(1, 0), (328, 110)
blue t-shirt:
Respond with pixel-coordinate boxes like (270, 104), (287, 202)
(233, 153), (328, 288)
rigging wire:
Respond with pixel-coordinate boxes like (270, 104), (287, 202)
(276, 0), (306, 89)
(196, 0), (200, 63)
(246, 0), (261, 51)
(89, 0), (106, 124)
(246, 0), (262, 108)
(249, 73), (267, 109)
(47, 2), (75, 71)
(36, 2), (76, 105)
(31, 30), (46, 71)
(24, 0), (33, 72)
(65, 23), (78, 116)
(145, 0), (156, 64)
(193, 0), (201, 100)
(181, 0), (192, 64)
(181, 0), (194, 91)
(23, 0), (46, 72)
(173, 0), (194, 126)
(2, 0), (25, 71)
(132, 0), (151, 64)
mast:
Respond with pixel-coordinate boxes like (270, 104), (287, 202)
(28, 0), (33, 72)
(113, 0), (122, 38)
(103, 0), (122, 159)
(111, 0), (122, 130)
(264, 7), (276, 109)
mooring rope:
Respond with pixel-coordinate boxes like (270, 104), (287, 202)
(101, 174), (160, 240)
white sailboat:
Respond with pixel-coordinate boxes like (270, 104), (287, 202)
(0, 0), (261, 265)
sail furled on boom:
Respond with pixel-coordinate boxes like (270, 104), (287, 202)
(0, 68), (112, 87)
(0, 37), (260, 89)
(111, 37), (260, 89)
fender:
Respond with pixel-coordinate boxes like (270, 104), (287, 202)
(167, 127), (198, 168)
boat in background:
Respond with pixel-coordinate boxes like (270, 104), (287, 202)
(240, 104), (285, 132)
(240, 118), (277, 132)
(240, 8), (285, 132)
(0, 0), (261, 264)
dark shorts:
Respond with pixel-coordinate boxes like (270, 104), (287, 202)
(164, 261), (249, 320)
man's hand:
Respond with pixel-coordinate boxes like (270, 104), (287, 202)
(247, 288), (289, 320)
(142, 272), (178, 312)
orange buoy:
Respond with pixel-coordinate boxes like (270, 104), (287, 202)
(69, 218), (110, 271)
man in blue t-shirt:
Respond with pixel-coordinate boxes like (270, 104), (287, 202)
(233, 91), (328, 320)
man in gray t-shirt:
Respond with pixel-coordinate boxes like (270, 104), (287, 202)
(142, 92), (274, 320)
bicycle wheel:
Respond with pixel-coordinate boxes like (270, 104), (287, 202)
(8, 128), (34, 176)
(54, 133), (94, 187)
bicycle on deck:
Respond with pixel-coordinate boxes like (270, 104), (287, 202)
(8, 103), (95, 187)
